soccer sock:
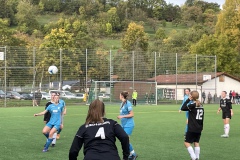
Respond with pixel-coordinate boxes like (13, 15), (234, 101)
(187, 146), (196, 160)
(129, 143), (136, 156)
(52, 133), (57, 144)
(45, 138), (53, 149)
(225, 124), (230, 135)
(57, 128), (62, 134)
(43, 133), (49, 138)
(194, 147), (200, 159)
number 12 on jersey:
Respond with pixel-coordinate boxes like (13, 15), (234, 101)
(196, 109), (203, 120)
(95, 127), (106, 139)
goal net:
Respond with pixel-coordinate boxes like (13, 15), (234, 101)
(87, 81), (157, 105)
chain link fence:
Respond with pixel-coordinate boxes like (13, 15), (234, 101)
(0, 46), (217, 107)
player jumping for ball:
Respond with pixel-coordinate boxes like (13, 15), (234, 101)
(181, 91), (204, 160)
(217, 91), (233, 138)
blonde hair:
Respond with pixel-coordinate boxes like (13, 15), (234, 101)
(191, 91), (201, 107)
(85, 99), (105, 124)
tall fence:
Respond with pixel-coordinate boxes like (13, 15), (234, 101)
(0, 46), (217, 107)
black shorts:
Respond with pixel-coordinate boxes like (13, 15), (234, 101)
(185, 132), (201, 143)
(222, 112), (231, 119)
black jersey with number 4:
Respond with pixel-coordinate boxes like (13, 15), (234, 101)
(181, 99), (204, 133)
(69, 118), (130, 160)
(220, 98), (232, 113)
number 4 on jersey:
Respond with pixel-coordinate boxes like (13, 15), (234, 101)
(95, 127), (106, 139)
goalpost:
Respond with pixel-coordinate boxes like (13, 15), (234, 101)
(87, 81), (158, 105)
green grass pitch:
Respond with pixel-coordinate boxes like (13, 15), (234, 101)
(0, 103), (239, 160)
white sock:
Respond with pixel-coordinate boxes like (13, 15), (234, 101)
(195, 147), (200, 159)
(187, 146), (196, 160)
(225, 124), (230, 135)
(52, 133), (57, 144)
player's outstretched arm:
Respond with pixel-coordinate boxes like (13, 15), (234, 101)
(114, 122), (130, 160)
(34, 110), (47, 116)
(69, 130), (84, 160)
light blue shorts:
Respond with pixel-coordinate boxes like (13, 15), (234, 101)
(46, 122), (61, 131)
(123, 126), (134, 136)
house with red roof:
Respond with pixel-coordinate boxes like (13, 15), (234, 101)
(148, 72), (240, 101)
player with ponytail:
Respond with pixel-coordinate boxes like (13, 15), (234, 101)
(181, 91), (204, 160)
(117, 91), (138, 160)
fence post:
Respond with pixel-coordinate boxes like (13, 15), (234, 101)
(155, 52), (157, 105)
(175, 53), (178, 104)
(132, 51), (135, 90)
(86, 49), (88, 92)
(59, 48), (62, 90)
(32, 47), (36, 102)
(4, 46), (7, 107)
(196, 54), (198, 90)
(109, 50), (112, 102)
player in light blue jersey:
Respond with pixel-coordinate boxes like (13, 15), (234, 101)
(56, 92), (66, 139)
(34, 93), (63, 152)
(117, 91), (138, 160)
(179, 88), (191, 136)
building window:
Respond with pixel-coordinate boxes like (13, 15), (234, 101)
(164, 88), (175, 100)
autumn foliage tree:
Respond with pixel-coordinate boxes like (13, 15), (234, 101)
(190, 0), (240, 75)
(121, 22), (149, 51)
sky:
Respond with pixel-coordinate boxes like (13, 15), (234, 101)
(165, 0), (225, 8)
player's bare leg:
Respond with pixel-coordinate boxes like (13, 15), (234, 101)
(57, 124), (63, 139)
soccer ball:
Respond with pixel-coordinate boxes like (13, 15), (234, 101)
(48, 65), (58, 74)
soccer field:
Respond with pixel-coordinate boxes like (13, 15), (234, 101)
(0, 104), (239, 160)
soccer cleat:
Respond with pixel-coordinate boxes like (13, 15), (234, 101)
(42, 148), (48, 152)
(56, 134), (60, 139)
(128, 154), (138, 160)
(52, 144), (55, 147)
(221, 134), (229, 138)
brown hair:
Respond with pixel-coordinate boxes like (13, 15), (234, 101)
(120, 91), (129, 99)
(191, 91), (201, 107)
(85, 99), (105, 124)
(120, 91), (129, 108)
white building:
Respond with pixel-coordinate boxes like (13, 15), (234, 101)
(148, 72), (240, 101)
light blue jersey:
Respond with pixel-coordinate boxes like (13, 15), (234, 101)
(59, 99), (66, 109)
(180, 95), (190, 118)
(46, 103), (63, 127)
(120, 100), (134, 128)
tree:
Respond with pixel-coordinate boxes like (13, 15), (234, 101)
(148, 18), (158, 32)
(107, 7), (121, 32)
(88, 50), (109, 81)
(121, 22), (149, 51)
(0, 19), (24, 46)
(190, 34), (240, 75)
(0, 0), (17, 25)
(41, 28), (74, 48)
(184, 0), (195, 6)
(15, 0), (39, 34)
(181, 6), (203, 26)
